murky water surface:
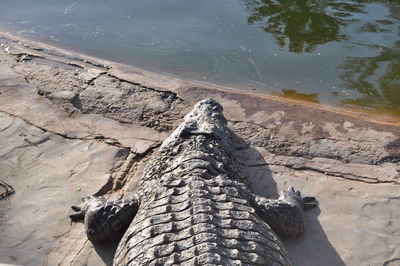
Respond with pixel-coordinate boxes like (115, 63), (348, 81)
(0, 0), (399, 115)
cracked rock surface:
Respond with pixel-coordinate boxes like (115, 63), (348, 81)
(0, 111), (122, 266)
(0, 34), (399, 266)
(14, 61), (183, 131)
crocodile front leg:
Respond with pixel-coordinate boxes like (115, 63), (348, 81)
(70, 196), (140, 242)
(252, 187), (318, 237)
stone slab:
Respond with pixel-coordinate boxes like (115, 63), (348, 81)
(0, 112), (121, 265)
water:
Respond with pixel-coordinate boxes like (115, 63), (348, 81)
(0, 0), (399, 115)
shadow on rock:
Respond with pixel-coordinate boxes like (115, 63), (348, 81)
(93, 241), (119, 266)
(384, 137), (400, 163)
(233, 132), (345, 265)
(231, 131), (279, 198)
(283, 207), (345, 266)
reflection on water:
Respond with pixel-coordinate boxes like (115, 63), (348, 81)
(0, 0), (398, 116)
(340, 41), (400, 115)
(276, 89), (319, 103)
(245, 0), (399, 115)
(245, 0), (356, 53)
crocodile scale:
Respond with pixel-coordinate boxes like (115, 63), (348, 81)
(70, 196), (139, 242)
(70, 99), (317, 265)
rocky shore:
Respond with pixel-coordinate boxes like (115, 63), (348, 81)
(0, 33), (399, 266)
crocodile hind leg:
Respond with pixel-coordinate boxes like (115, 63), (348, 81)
(252, 187), (318, 237)
(69, 196), (140, 242)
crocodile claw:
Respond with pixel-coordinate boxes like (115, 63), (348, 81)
(69, 204), (84, 221)
(281, 187), (318, 210)
(302, 196), (318, 210)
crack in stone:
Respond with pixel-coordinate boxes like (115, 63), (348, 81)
(95, 141), (161, 196)
(0, 109), (141, 149)
(19, 66), (182, 132)
(0, 105), (162, 197)
(106, 73), (183, 102)
(229, 119), (271, 130)
(17, 53), (86, 71)
(246, 162), (399, 185)
(16, 40), (110, 70)
(86, 71), (108, 85)
(377, 154), (400, 164)
(383, 258), (400, 266)
(0, 179), (15, 200)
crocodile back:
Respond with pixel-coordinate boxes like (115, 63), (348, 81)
(113, 99), (291, 265)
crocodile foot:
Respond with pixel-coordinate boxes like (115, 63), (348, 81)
(281, 186), (318, 210)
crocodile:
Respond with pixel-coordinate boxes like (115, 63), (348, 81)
(70, 98), (317, 265)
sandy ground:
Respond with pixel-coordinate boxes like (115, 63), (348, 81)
(0, 33), (399, 266)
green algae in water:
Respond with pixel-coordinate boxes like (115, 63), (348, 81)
(0, 0), (398, 116)
(277, 89), (319, 103)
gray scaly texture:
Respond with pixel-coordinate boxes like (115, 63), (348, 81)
(70, 196), (139, 242)
(70, 98), (317, 265)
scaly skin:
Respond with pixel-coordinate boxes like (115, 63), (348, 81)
(70, 99), (317, 265)
(70, 196), (139, 242)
